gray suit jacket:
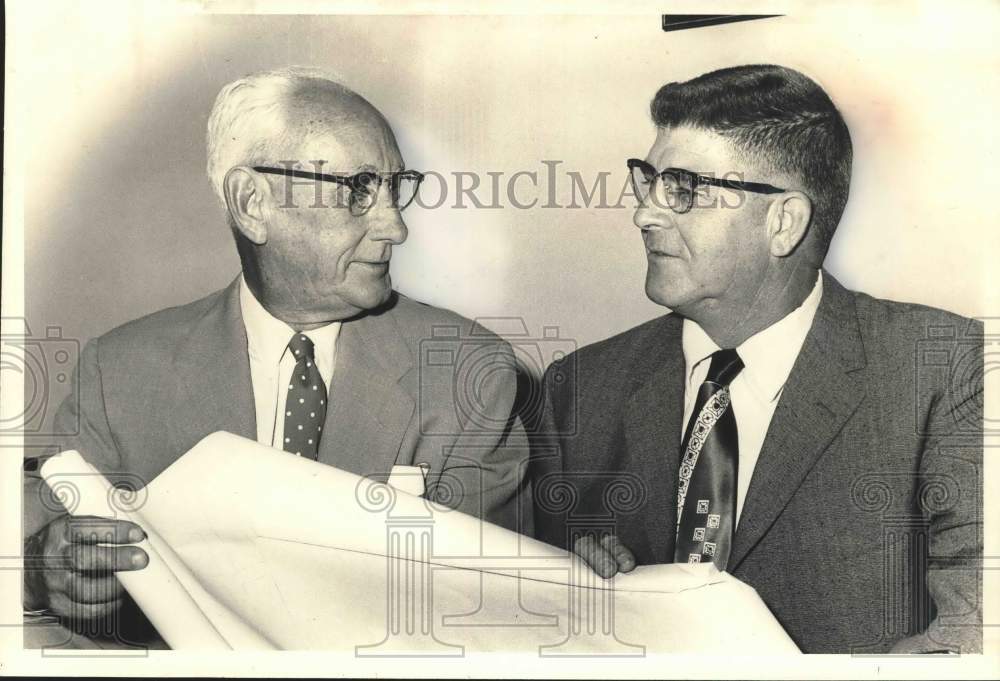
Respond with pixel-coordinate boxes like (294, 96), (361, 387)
(25, 277), (532, 541)
(531, 272), (982, 653)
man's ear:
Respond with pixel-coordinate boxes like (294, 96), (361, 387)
(223, 167), (269, 245)
(765, 191), (812, 257)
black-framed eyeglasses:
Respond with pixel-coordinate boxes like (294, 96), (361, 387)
(253, 166), (425, 216)
(627, 158), (785, 214)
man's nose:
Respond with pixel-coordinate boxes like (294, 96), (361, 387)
(633, 194), (669, 231)
(367, 201), (408, 245)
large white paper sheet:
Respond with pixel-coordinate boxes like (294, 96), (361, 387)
(40, 432), (799, 654)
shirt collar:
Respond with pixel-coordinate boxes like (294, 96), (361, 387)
(681, 271), (824, 403)
(239, 274), (341, 367)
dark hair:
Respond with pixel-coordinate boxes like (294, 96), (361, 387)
(651, 64), (852, 260)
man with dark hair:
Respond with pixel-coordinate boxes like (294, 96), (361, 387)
(648, 64), (852, 263)
(532, 64), (982, 653)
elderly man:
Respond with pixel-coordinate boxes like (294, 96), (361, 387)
(23, 67), (531, 632)
(532, 64), (982, 653)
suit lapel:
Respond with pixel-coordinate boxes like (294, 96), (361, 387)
(318, 297), (415, 481)
(168, 277), (256, 454)
(623, 316), (686, 563)
(729, 272), (868, 570)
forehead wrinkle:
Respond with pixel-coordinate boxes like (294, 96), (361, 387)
(649, 125), (741, 174)
(281, 98), (401, 174)
(327, 126), (402, 174)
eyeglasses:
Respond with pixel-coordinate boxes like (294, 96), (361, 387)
(626, 158), (785, 214)
(253, 166), (425, 216)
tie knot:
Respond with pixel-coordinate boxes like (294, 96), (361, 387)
(705, 348), (743, 387)
(287, 333), (316, 361)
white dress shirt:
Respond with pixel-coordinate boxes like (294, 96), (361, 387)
(681, 271), (823, 523)
(239, 276), (341, 449)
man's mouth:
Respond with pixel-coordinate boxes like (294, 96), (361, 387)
(645, 248), (679, 258)
(641, 231), (680, 258)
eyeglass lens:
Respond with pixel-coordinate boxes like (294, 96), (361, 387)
(629, 165), (694, 213)
(349, 172), (421, 216)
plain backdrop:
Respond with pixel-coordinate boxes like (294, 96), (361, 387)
(17, 6), (1000, 424)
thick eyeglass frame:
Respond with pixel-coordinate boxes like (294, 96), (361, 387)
(626, 158), (786, 214)
(252, 165), (425, 216)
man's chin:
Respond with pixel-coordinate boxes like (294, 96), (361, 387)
(644, 279), (690, 312)
(349, 279), (393, 312)
(299, 282), (393, 323)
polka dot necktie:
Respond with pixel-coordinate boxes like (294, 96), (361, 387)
(674, 348), (744, 570)
(283, 333), (326, 460)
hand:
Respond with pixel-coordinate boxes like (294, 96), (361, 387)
(573, 534), (636, 578)
(25, 515), (149, 621)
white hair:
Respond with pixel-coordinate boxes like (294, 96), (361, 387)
(205, 65), (352, 206)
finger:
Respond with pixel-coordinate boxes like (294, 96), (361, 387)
(65, 573), (125, 604)
(65, 517), (146, 545)
(67, 543), (149, 574)
(600, 535), (637, 573)
(48, 590), (121, 622)
(574, 535), (617, 578)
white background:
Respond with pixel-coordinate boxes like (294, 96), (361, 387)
(3, 1), (999, 675)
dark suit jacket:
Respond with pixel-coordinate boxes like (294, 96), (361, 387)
(531, 272), (982, 653)
(25, 277), (532, 542)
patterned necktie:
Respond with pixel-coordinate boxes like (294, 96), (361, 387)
(674, 348), (744, 570)
(282, 333), (326, 460)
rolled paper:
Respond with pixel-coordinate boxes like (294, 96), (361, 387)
(38, 437), (798, 653)
(39, 450), (274, 650)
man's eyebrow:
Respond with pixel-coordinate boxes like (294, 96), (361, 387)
(350, 162), (405, 174)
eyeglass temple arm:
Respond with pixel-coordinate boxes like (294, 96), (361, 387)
(252, 166), (354, 186)
(700, 174), (786, 194)
(627, 160), (785, 195)
(255, 166), (423, 186)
